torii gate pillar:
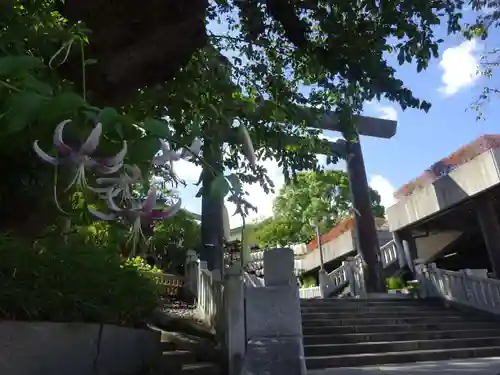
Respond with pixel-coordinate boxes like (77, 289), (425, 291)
(311, 110), (397, 294)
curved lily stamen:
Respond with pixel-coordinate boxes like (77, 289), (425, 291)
(88, 206), (118, 221)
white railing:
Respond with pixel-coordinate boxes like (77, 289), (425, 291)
(198, 268), (225, 331)
(379, 240), (398, 268)
(417, 263), (500, 315)
(299, 286), (321, 299)
(141, 271), (184, 296)
(328, 263), (349, 290)
(321, 239), (400, 297)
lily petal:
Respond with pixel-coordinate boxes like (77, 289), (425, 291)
(107, 189), (123, 212)
(222, 204), (230, 241)
(190, 138), (202, 155)
(95, 161), (123, 175)
(80, 123), (103, 155)
(150, 199), (182, 220)
(142, 187), (157, 213)
(180, 138), (202, 159)
(53, 119), (73, 155)
(240, 124), (256, 167)
(88, 206), (117, 221)
(123, 164), (142, 182)
(104, 141), (128, 166)
(33, 141), (60, 165)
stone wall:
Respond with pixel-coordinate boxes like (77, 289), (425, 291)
(0, 321), (160, 375)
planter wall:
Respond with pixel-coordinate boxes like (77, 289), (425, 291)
(0, 321), (160, 375)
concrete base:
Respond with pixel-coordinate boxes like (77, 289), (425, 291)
(241, 338), (306, 375)
(0, 321), (161, 375)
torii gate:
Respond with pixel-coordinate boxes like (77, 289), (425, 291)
(200, 106), (396, 294)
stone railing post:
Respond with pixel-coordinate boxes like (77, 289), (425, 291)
(393, 234), (407, 269)
(224, 264), (245, 375)
(318, 269), (330, 298)
(414, 262), (427, 298)
(343, 258), (356, 296)
(242, 248), (306, 375)
(459, 269), (471, 303)
(197, 260), (207, 301)
(184, 250), (198, 296)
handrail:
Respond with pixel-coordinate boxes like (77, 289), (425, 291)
(379, 240), (398, 268)
(317, 239), (399, 297)
(417, 263), (500, 315)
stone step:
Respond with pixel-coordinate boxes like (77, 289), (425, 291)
(301, 299), (441, 307)
(301, 315), (468, 327)
(162, 350), (195, 364)
(301, 310), (459, 319)
(303, 328), (500, 345)
(304, 336), (500, 356)
(305, 346), (500, 369)
(302, 321), (498, 335)
(181, 362), (220, 375)
(300, 305), (450, 314)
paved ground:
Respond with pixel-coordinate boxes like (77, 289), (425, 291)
(308, 358), (500, 375)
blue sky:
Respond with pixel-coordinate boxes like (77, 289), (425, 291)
(176, 9), (500, 228)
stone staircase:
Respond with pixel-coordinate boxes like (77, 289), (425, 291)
(160, 345), (220, 374)
(301, 297), (500, 369)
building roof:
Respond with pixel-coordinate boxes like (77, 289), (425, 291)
(306, 216), (388, 251)
(395, 134), (500, 199)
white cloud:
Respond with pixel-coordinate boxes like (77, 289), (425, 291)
(377, 106), (398, 121)
(177, 132), (345, 228)
(364, 100), (398, 122)
(438, 39), (480, 96)
(369, 175), (396, 208)
(226, 157), (285, 228)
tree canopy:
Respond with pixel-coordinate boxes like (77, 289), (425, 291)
(464, 0), (500, 118)
(0, 0), (472, 250)
(254, 170), (384, 246)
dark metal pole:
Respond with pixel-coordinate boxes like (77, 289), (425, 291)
(313, 223), (325, 270)
(345, 135), (386, 293)
(200, 123), (224, 272)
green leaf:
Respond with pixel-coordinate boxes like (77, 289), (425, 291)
(129, 137), (161, 164)
(39, 92), (86, 125)
(97, 107), (120, 128)
(141, 118), (171, 139)
(226, 173), (243, 196)
(210, 175), (230, 199)
(21, 73), (53, 96)
(0, 56), (42, 76)
(5, 92), (44, 133)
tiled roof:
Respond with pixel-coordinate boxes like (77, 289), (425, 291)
(306, 216), (387, 251)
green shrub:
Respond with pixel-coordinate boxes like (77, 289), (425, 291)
(0, 233), (161, 327)
(386, 276), (404, 290)
(124, 256), (162, 273)
(302, 276), (317, 288)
